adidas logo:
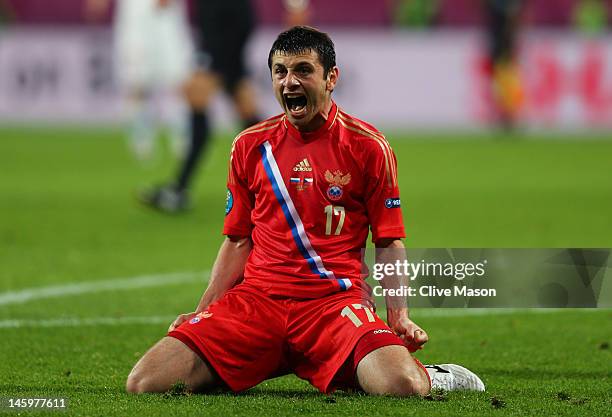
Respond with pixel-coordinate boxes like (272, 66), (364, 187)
(293, 158), (313, 172)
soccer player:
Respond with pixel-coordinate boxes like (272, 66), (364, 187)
(86, 0), (193, 160)
(126, 26), (485, 395)
(139, 0), (313, 212)
(138, 0), (261, 212)
(482, 0), (525, 129)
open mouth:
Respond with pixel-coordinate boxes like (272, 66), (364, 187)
(284, 94), (308, 117)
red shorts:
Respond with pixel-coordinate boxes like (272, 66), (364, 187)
(168, 281), (405, 393)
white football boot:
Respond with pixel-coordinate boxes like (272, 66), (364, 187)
(424, 364), (486, 391)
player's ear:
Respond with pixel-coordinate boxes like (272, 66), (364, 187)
(326, 66), (339, 92)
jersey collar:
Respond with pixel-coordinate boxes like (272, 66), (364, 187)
(284, 101), (338, 142)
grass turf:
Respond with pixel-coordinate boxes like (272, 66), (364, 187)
(0, 127), (611, 416)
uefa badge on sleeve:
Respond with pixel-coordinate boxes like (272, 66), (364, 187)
(225, 189), (233, 215)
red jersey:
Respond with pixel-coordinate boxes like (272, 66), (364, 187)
(223, 102), (405, 298)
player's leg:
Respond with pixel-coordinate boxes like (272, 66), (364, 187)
(128, 283), (287, 393)
(154, 10), (193, 161)
(289, 294), (426, 396)
(175, 69), (218, 193)
(124, 88), (157, 162)
(355, 344), (486, 394)
(126, 336), (218, 393)
(225, 12), (260, 130)
(356, 344), (430, 396)
(289, 293), (482, 396)
(231, 78), (260, 129)
(285, 288), (487, 395)
(144, 0), (225, 209)
(160, 88), (189, 159)
(137, 70), (218, 212)
(113, 5), (159, 163)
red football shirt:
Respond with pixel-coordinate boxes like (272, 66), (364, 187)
(223, 102), (405, 298)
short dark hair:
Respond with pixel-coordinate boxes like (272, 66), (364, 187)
(268, 26), (336, 77)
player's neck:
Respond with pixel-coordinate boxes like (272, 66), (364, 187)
(304, 100), (333, 132)
(288, 100), (336, 138)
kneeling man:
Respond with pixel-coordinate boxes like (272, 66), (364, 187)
(127, 26), (485, 396)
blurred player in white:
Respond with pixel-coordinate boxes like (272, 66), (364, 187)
(139, 0), (313, 212)
(86, 0), (193, 161)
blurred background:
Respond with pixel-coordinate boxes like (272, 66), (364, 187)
(0, 0), (611, 287)
(1, 0), (611, 130)
(1, 4), (609, 410)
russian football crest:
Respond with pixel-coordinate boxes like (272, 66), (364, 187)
(325, 170), (351, 201)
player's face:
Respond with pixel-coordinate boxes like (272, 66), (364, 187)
(271, 50), (339, 132)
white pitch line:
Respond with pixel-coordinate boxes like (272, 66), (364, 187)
(0, 315), (175, 329)
(411, 308), (590, 317)
(0, 271), (209, 306)
(390, 308), (605, 319)
(1, 309), (604, 329)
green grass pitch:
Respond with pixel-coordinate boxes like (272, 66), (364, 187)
(0, 126), (610, 416)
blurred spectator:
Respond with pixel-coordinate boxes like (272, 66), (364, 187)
(483, 0), (525, 129)
(85, 0), (193, 161)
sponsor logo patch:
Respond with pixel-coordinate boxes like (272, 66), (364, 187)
(385, 198), (401, 209)
(293, 158), (313, 172)
(373, 329), (393, 335)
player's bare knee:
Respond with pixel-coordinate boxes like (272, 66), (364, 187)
(125, 371), (148, 394)
(387, 370), (430, 397)
(402, 371), (431, 397)
(363, 366), (430, 397)
(400, 371), (429, 396)
(125, 364), (164, 394)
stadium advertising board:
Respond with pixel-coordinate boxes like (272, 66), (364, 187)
(0, 28), (611, 129)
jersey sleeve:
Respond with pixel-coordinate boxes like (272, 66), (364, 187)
(364, 141), (406, 243)
(223, 139), (254, 237)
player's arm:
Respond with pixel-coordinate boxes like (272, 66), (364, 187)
(375, 237), (428, 352)
(168, 235), (251, 332)
(361, 132), (425, 350)
(195, 235), (251, 309)
(169, 135), (253, 332)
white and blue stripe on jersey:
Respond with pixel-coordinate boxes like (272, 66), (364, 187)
(259, 141), (352, 291)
